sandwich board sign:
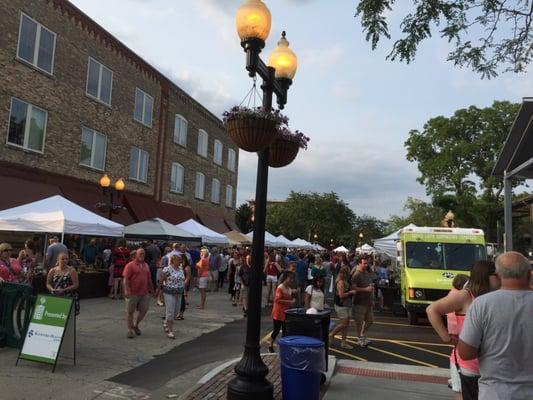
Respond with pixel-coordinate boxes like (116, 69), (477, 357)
(17, 294), (76, 372)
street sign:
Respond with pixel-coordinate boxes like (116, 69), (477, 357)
(17, 294), (76, 372)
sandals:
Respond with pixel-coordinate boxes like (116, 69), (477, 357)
(163, 322), (169, 333)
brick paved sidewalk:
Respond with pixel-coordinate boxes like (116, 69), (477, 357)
(185, 354), (281, 400)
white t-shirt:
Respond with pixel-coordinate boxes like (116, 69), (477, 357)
(305, 285), (324, 311)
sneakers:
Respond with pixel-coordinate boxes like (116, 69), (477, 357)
(167, 332), (175, 339)
(133, 326), (141, 336)
(340, 342), (354, 350)
(127, 329), (135, 339)
(358, 336), (371, 347)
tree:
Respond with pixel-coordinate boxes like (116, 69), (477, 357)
(404, 101), (521, 239)
(353, 215), (388, 245)
(266, 191), (358, 246)
(388, 197), (445, 232)
(235, 203), (253, 233)
(355, 1), (533, 77)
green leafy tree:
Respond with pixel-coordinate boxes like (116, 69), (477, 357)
(404, 101), (521, 239)
(266, 191), (358, 246)
(235, 203), (253, 233)
(388, 197), (445, 232)
(355, 1), (533, 77)
(353, 215), (389, 245)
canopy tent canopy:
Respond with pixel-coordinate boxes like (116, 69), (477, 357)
(373, 223), (417, 258)
(246, 231), (284, 247)
(177, 219), (229, 246)
(0, 195), (124, 237)
(333, 245), (349, 253)
(125, 218), (201, 242)
(314, 243), (326, 251)
(291, 238), (315, 249)
(357, 243), (376, 253)
(224, 230), (252, 246)
(276, 234), (297, 248)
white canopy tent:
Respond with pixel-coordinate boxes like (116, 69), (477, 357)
(357, 243), (376, 254)
(125, 218), (201, 242)
(313, 243), (326, 251)
(373, 223), (417, 258)
(333, 245), (349, 253)
(276, 235), (297, 248)
(246, 231), (284, 247)
(177, 219), (229, 246)
(0, 195), (124, 237)
(291, 238), (314, 249)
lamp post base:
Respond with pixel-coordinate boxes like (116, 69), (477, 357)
(227, 376), (273, 400)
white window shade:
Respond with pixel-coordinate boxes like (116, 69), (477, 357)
(195, 172), (205, 199)
(197, 129), (208, 157)
(227, 149), (236, 171)
(211, 179), (220, 204)
(214, 140), (223, 165)
(171, 162), (185, 193)
(174, 115), (188, 146)
(226, 185), (234, 208)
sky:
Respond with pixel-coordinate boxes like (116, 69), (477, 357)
(70, 0), (530, 220)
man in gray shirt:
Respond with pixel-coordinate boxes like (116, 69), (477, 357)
(45, 236), (68, 270)
(458, 251), (533, 400)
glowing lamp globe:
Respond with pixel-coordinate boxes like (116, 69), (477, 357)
(236, 0), (272, 42)
(268, 31), (298, 80)
(99, 174), (111, 188)
(115, 178), (125, 191)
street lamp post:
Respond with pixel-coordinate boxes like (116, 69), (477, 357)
(96, 174), (125, 221)
(228, 1), (297, 399)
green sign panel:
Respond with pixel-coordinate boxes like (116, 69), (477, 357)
(19, 295), (73, 365)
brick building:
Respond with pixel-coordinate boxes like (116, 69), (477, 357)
(0, 0), (239, 233)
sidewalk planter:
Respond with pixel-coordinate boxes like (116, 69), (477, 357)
(268, 137), (300, 167)
(226, 115), (278, 152)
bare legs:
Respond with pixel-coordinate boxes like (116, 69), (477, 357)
(198, 288), (206, 309)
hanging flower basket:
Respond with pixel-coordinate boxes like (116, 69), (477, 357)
(268, 128), (310, 168)
(223, 107), (287, 152)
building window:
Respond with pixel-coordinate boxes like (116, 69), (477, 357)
(226, 185), (234, 208)
(86, 57), (113, 105)
(80, 127), (107, 170)
(170, 162), (185, 194)
(227, 148), (236, 172)
(197, 129), (208, 157)
(214, 139), (223, 165)
(16, 13), (56, 74)
(129, 146), (149, 182)
(134, 88), (153, 127)
(195, 172), (205, 200)
(7, 97), (47, 153)
(211, 178), (221, 204)
(173, 114), (188, 147)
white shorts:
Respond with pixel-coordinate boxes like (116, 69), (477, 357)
(266, 275), (278, 284)
(450, 361), (461, 393)
(198, 277), (209, 289)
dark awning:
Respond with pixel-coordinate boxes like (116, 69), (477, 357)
(225, 218), (240, 232)
(197, 212), (231, 234)
(124, 193), (194, 225)
(493, 98), (533, 179)
(0, 174), (63, 211)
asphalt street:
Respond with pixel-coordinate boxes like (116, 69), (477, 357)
(110, 307), (450, 392)
(327, 311), (451, 369)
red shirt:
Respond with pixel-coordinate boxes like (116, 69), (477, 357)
(112, 247), (130, 267)
(266, 262), (278, 276)
(196, 257), (209, 278)
(272, 285), (293, 321)
(123, 260), (152, 296)
(0, 258), (21, 282)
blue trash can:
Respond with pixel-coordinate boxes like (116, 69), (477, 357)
(278, 335), (325, 400)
